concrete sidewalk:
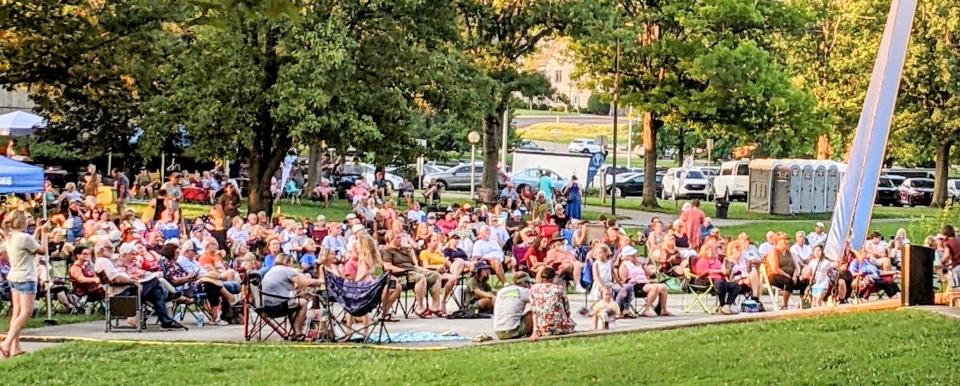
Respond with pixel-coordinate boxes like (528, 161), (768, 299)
(14, 295), (902, 349)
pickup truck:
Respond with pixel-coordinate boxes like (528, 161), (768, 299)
(712, 160), (750, 201)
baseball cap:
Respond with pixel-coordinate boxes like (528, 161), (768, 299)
(345, 213), (357, 220)
(815, 222), (825, 228)
(621, 246), (638, 256)
(351, 224), (365, 233)
(511, 210), (521, 217)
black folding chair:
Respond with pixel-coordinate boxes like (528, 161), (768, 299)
(243, 271), (297, 341)
(97, 271), (145, 333)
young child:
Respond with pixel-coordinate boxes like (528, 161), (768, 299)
(590, 286), (621, 330)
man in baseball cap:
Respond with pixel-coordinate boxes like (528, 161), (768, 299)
(493, 271), (534, 340)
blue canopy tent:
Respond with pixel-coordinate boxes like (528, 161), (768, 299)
(0, 156), (44, 193)
(0, 156), (56, 323)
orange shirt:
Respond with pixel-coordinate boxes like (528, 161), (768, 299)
(198, 252), (222, 268)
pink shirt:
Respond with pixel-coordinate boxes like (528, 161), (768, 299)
(694, 257), (723, 281)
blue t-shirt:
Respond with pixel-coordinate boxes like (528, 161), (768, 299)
(261, 254), (276, 275)
(538, 176), (554, 200)
(299, 253), (317, 269)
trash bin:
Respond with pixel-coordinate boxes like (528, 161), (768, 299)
(716, 198), (729, 219)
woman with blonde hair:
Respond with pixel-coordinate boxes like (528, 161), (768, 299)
(1, 210), (47, 358)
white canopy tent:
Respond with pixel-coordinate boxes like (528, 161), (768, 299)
(0, 110), (46, 136)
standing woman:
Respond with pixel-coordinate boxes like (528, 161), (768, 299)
(563, 175), (582, 220)
(1, 210), (47, 358)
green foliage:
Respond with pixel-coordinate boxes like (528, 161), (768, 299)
(3, 311), (959, 385)
(584, 94), (609, 115)
(0, 0), (179, 157)
(573, 0), (817, 159)
(907, 201), (960, 243)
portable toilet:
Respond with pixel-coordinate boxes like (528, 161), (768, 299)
(798, 163), (815, 213)
(788, 162), (802, 214)
(774, 163), (793, 214)
(825, 162), (842, 212)
(748, 159), (774, 214)
(813, 163), (827, 213)
(749, 159), (793, 214)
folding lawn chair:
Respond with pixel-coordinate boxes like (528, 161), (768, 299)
(323, 272), (392, 343)
(758, 264), (781, 312)
(97, 270), (145, 333)
(681, 270), (715, 314)
(243, 271), (296, 341)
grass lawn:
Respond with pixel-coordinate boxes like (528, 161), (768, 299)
(0, 313), (102, 332)
(2, 310), (957, 384)
(583, 197), (942, 221)
(518, 122), (623, 144)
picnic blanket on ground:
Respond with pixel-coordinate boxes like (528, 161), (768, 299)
(338, 330), (468, 344)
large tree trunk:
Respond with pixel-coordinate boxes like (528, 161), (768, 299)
(481, 111), (502, 199)
(931, 139), (952, 208)
(246, 26), (288, 217)
(641, 111), (661, 208)
(305, 142), (322, 193)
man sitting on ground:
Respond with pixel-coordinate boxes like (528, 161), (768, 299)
(493, 272), (534, 340)
(464, 261), (496, 313)
(260, 254), (324, 340)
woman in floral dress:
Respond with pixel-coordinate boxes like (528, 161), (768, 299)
(529, 267), (576, 340)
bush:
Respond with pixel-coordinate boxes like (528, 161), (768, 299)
(585, 94), (609, 115)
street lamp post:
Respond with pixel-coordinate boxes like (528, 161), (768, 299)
(468, 131), (481, 199)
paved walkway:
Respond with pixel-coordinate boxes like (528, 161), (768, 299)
(13, 295), (902, 349)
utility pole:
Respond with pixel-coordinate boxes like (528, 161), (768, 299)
(611, 37), (620, 216)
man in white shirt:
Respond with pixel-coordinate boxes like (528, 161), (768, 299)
(863, 231), (892, 270)
(472, 226), (512, 285)
(321, 224), (348, 259)
(93, 242), (184, 330)
(789, 231), (813, 267)
(807, 222), (828, 248)
(758, 231), (776, 258)
(489, 216), (510, 249)
(406, 202), (426, 224)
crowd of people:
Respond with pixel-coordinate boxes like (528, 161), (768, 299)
(3, 161), (957, 353)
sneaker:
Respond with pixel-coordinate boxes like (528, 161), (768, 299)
(214, 319), (229, 326)
(574, 285), (587, 294)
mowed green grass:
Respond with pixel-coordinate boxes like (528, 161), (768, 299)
(2, 310), (957, 385)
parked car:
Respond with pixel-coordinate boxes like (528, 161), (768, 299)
(567, 138), (603, 154)
(875, 176), (901, 206)
(385, 164), (446, 188)
(516, 139), (545, 151)
(948, 179), (960, 201)
(510, 168), (569, 193)
(661, 167), (712, 199)
(598, 165), (641, 186)
(423, 163), (483, 191)
(340, 163), (403, 191)
(607, 173), (663, 198)
(604, 171), (641, 187)
(898, 178), (934, 207)
(712, 160), (751, 201)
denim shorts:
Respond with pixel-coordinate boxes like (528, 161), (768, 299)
(9, 280), (38, 294)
